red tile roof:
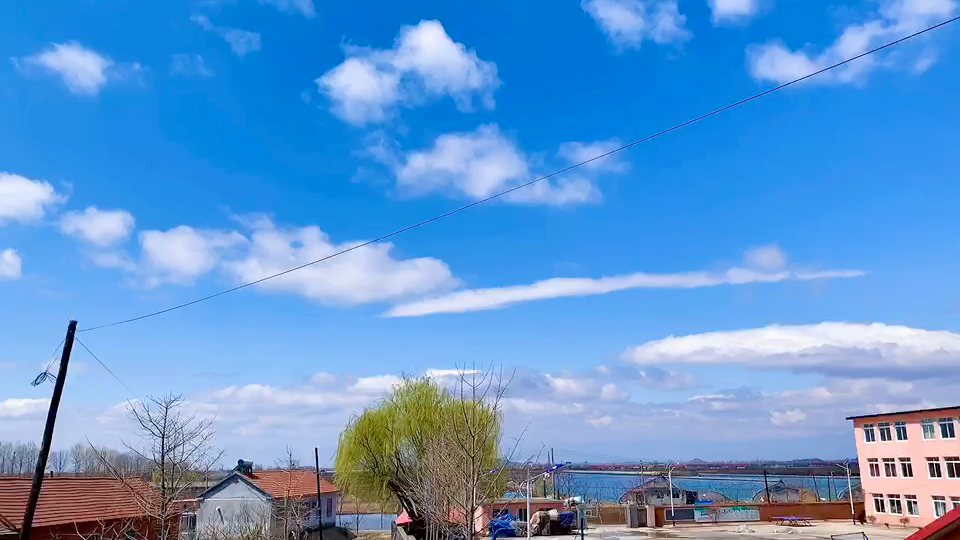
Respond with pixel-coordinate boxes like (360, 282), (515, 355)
(242, 470), (338, 500)
(905, 506), (960, 540)
(0, 476), (155, 529)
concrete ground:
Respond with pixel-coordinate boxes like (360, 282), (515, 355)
(577, 522), (917, 540)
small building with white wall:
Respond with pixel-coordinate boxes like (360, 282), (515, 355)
(182, 460), (339, 539)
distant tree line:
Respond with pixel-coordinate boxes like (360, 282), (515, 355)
(0, 440), (151, 475)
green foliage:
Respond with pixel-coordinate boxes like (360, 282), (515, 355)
(334, 376), (505, 520)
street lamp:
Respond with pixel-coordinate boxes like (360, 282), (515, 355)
(667, 462), (678, 527)
(522, 464), (565, 540)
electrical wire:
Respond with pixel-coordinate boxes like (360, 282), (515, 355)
(30, 338), (66, 387)
(75, 337), (140, 400)
(79, 15), (960, 333)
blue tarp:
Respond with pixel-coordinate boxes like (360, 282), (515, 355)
(489, 514), (518, 539)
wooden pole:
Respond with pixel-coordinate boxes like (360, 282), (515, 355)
(19, 320), (77, 540)
(763, 469), (771, 504)
(315, 448), (325, 540)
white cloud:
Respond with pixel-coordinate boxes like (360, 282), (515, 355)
(425, 368), (481, 379)
(0, 172), (66, 223)
(0, 249), (22, 280)
(0, 398), (47, 418)
(386, 245), (863, 317)
(600, 383), (629, 401)
(386, 124), (620, 206)
(350, 375), (402, 394)
(20, 42), (113, 95)
(60, 207), (135, 246)
(709, 0), (762, 23)
(581, 0), (690, 51)
(139, 226), (247, 286)
(747, 0), (957, 84)
(171, 53), (214, 77)
(222, 219), (458, 304)
(770, 409), (806, 426)
(316, 20), (499, 125)
(192, 15), (261, 58)
(586, 415), (613, 427)
(259, 0), (315, 17)
(743, 243), (786, 271)
(623, 322), (960, 379)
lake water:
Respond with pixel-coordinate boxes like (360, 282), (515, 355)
(337, 513), (398, 531)
(554, 472), (862, 503)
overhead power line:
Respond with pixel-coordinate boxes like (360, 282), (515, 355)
(75, 337), (140, 400)
(80, 15), (960, 333)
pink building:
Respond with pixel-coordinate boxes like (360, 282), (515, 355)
(849, 406), (960, 527)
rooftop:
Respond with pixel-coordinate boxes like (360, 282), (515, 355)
(845, 405), (960, 420)
(0, 476), (155, 530)
(242, 469), (338, 500)
(905, 505), (960, 540)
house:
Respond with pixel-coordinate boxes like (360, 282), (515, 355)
(620, 476), (696, 506)
(904, 506), (960, 540)
(0, 476), (157, 540)
(185, 461), (339, 539)
(848, 406), (960, 527)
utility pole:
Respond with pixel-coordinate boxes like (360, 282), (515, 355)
(841, 461), (855, 524)
(315, 448), (325, 540)
(763, 469), (771, 504)
(19, 320), (77, 540)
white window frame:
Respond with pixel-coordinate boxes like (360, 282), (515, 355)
(951, 497), (960, 510)
(864, 423), (877, 443)
(899, 458), (914, 478)
(928, 457), (943, 478)
(905, 495), (919, 516)
(883, 458), (898, 478)
(894, 421), (908, 441)
(922, 418), (937, 440)
(879, 422), (893, 442)
(888, 494), (903, 515)
(939, 417), (956, 439)
(873, 494), (887, 514)
(945, 456), (960, 479)
(868, 458), (880, 477)
(933, 496), (947, 518)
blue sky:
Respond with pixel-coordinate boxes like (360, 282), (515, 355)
(2, 0), (959, 465)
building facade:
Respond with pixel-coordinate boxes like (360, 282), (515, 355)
(185, 463), (339, 539)
(849, 406), (960, 527)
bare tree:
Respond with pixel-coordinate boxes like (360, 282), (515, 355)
(48, 450), (68, 473)
(94, 393), (222, 540)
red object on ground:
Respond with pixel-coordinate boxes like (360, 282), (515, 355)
(905, 506), (960, 540)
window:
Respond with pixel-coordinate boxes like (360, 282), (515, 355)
(895, 421), (908, 441)
(517, 508), (528, 522)
(933, 496), (947, 518)
(899, 458), (914, 478)
(922, 418), (937, 439)
(939, 417), (956, 439)
(864, 423), (877, 443)
(180, 513), (197, 540)
(951, 497), (960, 510)
(326, 497), (333, 518)
(946, 456), (960, 478)
(888, 495), (903, 515)
(879, 422), (893, 442)
(905, 495), (919, 516)
(928, 457), (943, 478)
(873, 494), (886, 513)
(868, 458), (881, 477)
(883, 458), (898, 477)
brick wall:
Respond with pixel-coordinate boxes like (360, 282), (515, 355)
(650, 501), (866, 527)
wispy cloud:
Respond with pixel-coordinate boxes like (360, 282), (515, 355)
(192, 15), (261, 58)
(386, 245), (863, 317)
(581, 0), (690, 51)
(15, 42), (142, 95)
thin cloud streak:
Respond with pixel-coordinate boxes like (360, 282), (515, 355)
(385, 266), (864, 317)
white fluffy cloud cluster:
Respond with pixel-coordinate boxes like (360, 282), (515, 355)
(581, 0), (690, 51)
(380, 125), (624, 206)
(317, 20), (500, 126)
(747, 0), (957, 84)
(16, 42), (142, 96)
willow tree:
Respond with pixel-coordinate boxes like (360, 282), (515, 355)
(335, 370), (511, 539)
